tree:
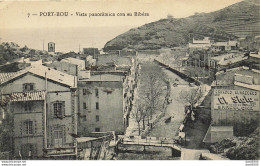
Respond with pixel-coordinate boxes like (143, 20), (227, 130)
(131, 102), (147, 135)
(139, 62), (168, 121)
(20, 45), (29, 52)
(179, 87), (203, 121)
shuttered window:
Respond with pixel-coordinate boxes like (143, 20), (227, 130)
(83, 89), (87, 95)
(83, 102), (87, 109)
(24, 120), (33, 135)
(24, 102), (33, 112)
(53, 101), (65, 119)
(95, 89), (99, 97)
(23, 83), (35, 92)
(96, 102), (99, 110)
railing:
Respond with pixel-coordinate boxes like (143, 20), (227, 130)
(118, 135), (181, 150)
(45, 147), (76, 156)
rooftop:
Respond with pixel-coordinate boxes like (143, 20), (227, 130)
(78, 72), (126, 82)
(216, 66), (260, 77)
(188, 43), (211, 48)
(0, 65), (77, 88)
(213, 41), (237, 47)
(211, 126), (233, 132)
(234, 81), (260, 91)
(61, 57), (85, 65)
(250, 52), (260, 59)
(211, 53), (247, 65)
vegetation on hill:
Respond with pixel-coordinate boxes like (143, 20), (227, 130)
(104, 0), (260, 51)
(0, 42), (54, 66)
(209, 128), (260, 160)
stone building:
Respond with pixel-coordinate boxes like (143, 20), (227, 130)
(0, 65), (77, 158)
(48, 57), (86, 76)
(77, 70), (136, 136)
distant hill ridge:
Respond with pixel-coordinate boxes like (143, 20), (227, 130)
(104, 0), (260, 51)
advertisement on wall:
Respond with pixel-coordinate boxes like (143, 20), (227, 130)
(213, 89), (260, 111)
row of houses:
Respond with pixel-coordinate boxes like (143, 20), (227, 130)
(177, 37), (260, 144)
(188, 37), (239, 53)
(0, 54), (138, 159)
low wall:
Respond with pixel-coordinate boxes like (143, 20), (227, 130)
(154, 59), (201, 86)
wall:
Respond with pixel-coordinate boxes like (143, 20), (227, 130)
(211, 129), (233, 143)
(211, 89), (260, 134)
(78, 81), (124, 135)
(95, 54), (132, 66)
(12, 101), (44, 157)
(49, 61), (78, 76)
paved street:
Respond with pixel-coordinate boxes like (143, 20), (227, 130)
(181, 148), (210, 160)
(125, 64), (199, 138)
(148, 68), (197, 138)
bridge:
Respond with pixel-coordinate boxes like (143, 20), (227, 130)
(117, 135), (182, 157)
(117, 135), (229, 160)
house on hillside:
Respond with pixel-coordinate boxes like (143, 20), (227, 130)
(211, 41), (238, 52)
(209, 53), (247, 70)
(188, 37), (212, 52)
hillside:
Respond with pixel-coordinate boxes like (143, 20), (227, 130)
(104, 0), (260, 51)
(0, 42), (54, 66)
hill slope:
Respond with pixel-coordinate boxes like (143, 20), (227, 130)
(104, 0), (260, 51)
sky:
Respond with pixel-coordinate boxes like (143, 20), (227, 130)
(0, 0), (243, 52)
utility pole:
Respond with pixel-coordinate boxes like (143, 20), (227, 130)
(43, 40), (44, 51)
(79, 44), (81, 54)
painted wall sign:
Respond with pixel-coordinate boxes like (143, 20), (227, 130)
(213, 89), (259, 111)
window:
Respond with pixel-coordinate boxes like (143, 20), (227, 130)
(83, 116), (87, 121)
(53, 102), (64, 119)
(95, 89), (99, 97)
(24, 120), (33, 135)
(83, 102), (87, 109)
(96, 115), (99, 122)
(83, 89), (87, 95)
(24, 102), (32, 112)
(23, 83), (34, 91)
(96, 102), (99, 110)
(54, 130), (63, 147)
(95, 128), (100, 132)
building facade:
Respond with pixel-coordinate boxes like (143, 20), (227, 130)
(77, 71), (135, 136)
(0, 65), (78, 158)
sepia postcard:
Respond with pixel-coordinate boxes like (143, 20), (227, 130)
(0, 0), (259, 165)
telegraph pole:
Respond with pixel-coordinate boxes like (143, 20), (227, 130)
(43, 40), (44, 51)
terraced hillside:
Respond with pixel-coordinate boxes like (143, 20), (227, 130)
(104, 0), (260, 51)
(211, 0), (260, 38)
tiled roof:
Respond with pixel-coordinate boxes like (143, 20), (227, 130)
(30, 65), (77, 88)
(0, 65), (77, 88)
(1, 91), (45, 103)
(0, 69), (30, 84)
